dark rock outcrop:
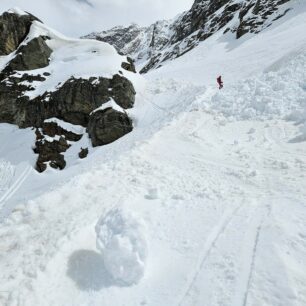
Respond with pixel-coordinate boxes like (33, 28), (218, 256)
(0, 72), (136, 128)
(7, 36), (52, 71)
(110, 74), (136, 109)
(87, 108), (133, 146)
(236, 0), (291, 38)
(79, 147), (89, 159)
(0, 11), (40, 55)
(42, 121), (83, 142)
(34, 120), (85, 171)
(34, 129), (70, 172)
(121, 57), (136, 73)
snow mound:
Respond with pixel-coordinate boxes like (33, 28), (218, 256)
(95, 208), (148, 286)
(197, 50), (306, 121)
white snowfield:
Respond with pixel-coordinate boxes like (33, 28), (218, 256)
(0, 2), (306, 306)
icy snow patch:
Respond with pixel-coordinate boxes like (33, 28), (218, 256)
(95, 208), (148, 286)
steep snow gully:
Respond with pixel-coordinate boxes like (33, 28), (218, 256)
(1, 2), (306, 306)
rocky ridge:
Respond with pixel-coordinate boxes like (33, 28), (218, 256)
(84, 0), (292, 73)
(0, 9), (138, 172)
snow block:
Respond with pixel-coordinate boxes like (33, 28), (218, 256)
(95, 208), (148, 286)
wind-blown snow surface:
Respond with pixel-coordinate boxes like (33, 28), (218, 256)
(1, 2), (306, 306)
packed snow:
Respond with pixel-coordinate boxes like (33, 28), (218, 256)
(0, 1), (306, 306)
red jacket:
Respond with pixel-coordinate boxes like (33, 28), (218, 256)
(217, 76), (223, 88)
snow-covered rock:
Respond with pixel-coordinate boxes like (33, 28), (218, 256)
(0, 9), (39, 56)
(0, 9), (141, 172)
(95, 208), (148, 285)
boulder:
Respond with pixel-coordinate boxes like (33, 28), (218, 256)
(0, 11), (40, 55)
(33, 122), (84, 172)
(39, 74), (135, 127)
(7, 36), (52, 71)
(47, 77), (112, 126)
(110, 74), (136, 109)
(34, 133), (70, 172)
(0, 73), (136, 129)
(87, 108), (133, 147)
(79, 147), (89, 159)
(121, 57), (136, 73)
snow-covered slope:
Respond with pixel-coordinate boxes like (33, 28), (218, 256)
(84, 0), (294, 73)
(84, 20), (173, 70)
(1, 1), (306, 306)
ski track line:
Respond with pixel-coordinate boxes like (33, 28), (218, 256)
(242, 222), (262, 306)
(230, 201), (267, 306)
(0, 165), (32, 223)
(239, 162), (274, 306)
(241, 192), (273, 306)
(178, 202), (245, 306)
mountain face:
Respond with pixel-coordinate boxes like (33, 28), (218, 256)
(84, 0), (292, 73)
(0, 9), (138, 172)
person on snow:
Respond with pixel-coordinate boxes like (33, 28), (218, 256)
(217, 75), (223, 89)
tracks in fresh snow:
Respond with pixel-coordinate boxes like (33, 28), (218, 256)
(178, 202), (245, 306)
(178, 195), (274, 306)
(177, 115), (281, 306)
(239, 202), (271, 306)
(242, 223), (262, 306)
(0, 165), (32, 222)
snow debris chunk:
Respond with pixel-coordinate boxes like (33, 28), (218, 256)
(95, 208), (148, 286)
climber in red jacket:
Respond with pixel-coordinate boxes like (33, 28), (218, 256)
(217, 75), (223, 89)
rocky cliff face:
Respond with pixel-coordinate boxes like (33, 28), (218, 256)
(0, 9), (40, 56)
(0, 9), (138, 172)
(84, 0), (292, 73)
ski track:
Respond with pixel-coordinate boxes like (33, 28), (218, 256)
(178, 201), (245, 306)
(0, 165), (32, 221)
(241, 196), (273, 306)
(242, 223), (262, 306)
